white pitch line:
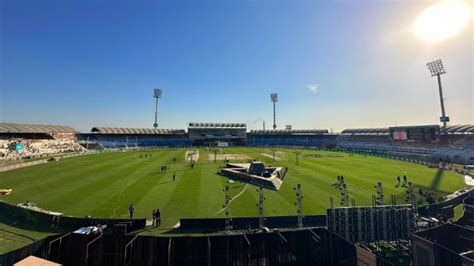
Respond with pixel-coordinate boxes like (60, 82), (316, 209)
(213, 183), (249, 215)
(111, 177), (137, 217)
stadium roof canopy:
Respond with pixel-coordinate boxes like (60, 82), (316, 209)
(0, 122), (76, 134)
(249, 129), (328, 135)
(188, 122), (246, 129)
(91, 127), (185, 135)
(445, 125), (474, 134)
(340, 128), (389, 135)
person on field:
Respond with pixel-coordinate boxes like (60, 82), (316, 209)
(152, 209), (156, 226)
(129, 204), (135, 219)
(173, 173), (176, 182)
(155, 209), (161, 227)
(397, 176), (400, 186)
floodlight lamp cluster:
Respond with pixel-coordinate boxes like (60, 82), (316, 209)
(427, 59), (446, 77)
(270, 93), (278, 102)
(154, 88), (162, 98)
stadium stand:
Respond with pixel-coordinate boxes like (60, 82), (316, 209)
(336, 128), (436, 160)
(2, 122), (473, 164)
(188, 122), (247, 146)
(0, 123), (85, 159)
(337, 125), (474, 164)
(247, 129), (335, 148)
(433, 125), (474, 164)
(79, 127), (191, 149)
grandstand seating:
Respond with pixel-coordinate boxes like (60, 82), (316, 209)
(81, 127), (191, 149)
(432, 147), (474, 164)
(0, 138), (85, 159)
(247, 130), (334, 147)
(336, 126), (474, 164)
(80, 135), (191, 149)
(2, 122), (473, 164)
(0, 123), (85, 159)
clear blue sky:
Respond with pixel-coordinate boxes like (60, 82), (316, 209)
(1, 0), (472, 132)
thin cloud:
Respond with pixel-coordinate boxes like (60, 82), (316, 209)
(307, 84), (319, 94)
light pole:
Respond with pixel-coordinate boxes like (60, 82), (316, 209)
(294, 184), (303, 228)
(294, 151), (301, 166)
(340, 183), (349, 207)
(153, 88), (162, 129)
(427, 60), (449, 132)
(223, 186), (231, 232)
(374, 182), (384, 206)
(257, 187), (265, 231)
(270, 93), (278, 130)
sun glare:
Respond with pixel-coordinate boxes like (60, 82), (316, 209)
(413, 1), (472, 42)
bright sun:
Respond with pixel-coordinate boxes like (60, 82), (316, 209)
(413, 1), (472, 42)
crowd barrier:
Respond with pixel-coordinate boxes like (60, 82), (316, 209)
(0, 159), (49, 172)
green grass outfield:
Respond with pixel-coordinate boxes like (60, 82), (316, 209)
(0, 148), (467, 237)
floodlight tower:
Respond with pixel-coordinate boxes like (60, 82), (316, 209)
(270, 93), (278, 130)
(427, 60), (449, 132)
(153, 88), (162, 129)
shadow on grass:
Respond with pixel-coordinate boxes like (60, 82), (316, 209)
(430, 168), (445, 191)
(156, 180), (173, 185)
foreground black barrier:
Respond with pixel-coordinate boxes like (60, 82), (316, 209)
(0, 201), (146, 233)
(4, 228), (356, 266)
(412, 223), (474, 266)
(457, 196), (474, 227)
